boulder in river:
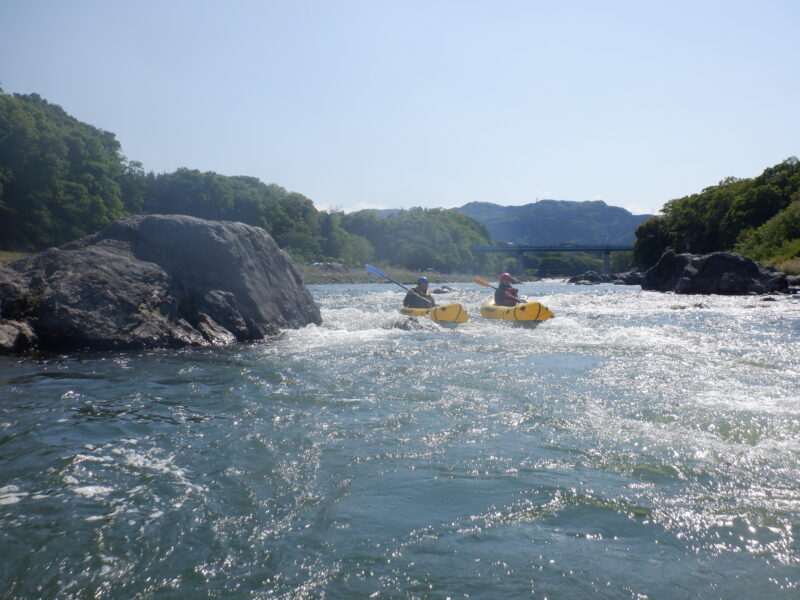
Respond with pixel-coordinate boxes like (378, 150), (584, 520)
(614, 270), (645, 286)
(566, 270), (644, 286)
(641, 250), (788, 295)
(566, 271), (612, 285)
(0, 214), (322, 353)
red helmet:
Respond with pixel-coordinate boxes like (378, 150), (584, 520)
(500, 273), (512, 282)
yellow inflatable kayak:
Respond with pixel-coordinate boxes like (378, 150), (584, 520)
(398, 302), (469, 324)
(479, 299), (554, 322)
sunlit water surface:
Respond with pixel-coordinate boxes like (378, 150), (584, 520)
(2, 282), (800, 599)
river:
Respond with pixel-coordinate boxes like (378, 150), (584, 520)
(2, 281), (799, 599)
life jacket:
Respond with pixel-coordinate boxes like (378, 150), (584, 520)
(495, 283), (519, 306)
(404, 286), (434, 308)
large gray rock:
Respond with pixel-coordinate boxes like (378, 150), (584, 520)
(0, 215), (321, 353)
(642, 250), (788, 295)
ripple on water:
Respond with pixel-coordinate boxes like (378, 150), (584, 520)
(1, 283), (800, 598)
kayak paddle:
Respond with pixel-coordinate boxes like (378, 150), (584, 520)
(366, 264), (434, 307)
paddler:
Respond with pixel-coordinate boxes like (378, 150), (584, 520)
(403, 276), (436, 308)
(494, 273), (520, 306)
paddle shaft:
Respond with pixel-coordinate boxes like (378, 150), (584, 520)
(366, 264), (434, 307)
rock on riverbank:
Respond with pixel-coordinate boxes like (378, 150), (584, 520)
(567, 251), (790, 295)
(566, 270), (644, 286)
(641, 251), (788, 295)
(0, 215), (321, 353)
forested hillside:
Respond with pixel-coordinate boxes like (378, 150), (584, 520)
(341, 208), (501, 273)
(0, 90), (501, 273)
(634, 158), (800, 272)
(6, 89), (795, 277)
(0, 91), (137, 249)
(455, 200), (653, 245)
(138, 169), (366, 264)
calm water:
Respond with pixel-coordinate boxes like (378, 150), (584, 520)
(2, 281), (800, 599)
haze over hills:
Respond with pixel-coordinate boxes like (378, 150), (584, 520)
(453, 200), (654, 245)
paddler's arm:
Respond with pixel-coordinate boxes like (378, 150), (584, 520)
(417, 292), (435, 307)
(404, 287), (435, 307)
(403, 289), (416, 307)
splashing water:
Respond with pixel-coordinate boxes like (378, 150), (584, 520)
(2, 282), (799, 599)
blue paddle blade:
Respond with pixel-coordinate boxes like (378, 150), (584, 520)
(365, 264), (386, 279)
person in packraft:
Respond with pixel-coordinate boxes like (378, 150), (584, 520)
(495, 272), (520, 306)
(403, 276), (436, 308)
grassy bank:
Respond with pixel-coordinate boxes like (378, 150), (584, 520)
(777, 258), (800, 275)
(0, 251), (30, 264)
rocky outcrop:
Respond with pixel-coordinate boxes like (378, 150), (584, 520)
(566, 271), (610, 285)
(0, 215), (321, 353)
(565, 252), (788, 294)
(566, 270), (644, 286)
(641, 251), (788, 295)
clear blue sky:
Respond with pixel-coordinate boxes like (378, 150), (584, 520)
(2, 0), (798, 215)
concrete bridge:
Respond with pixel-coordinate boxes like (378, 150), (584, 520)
(471, 244), (635, 274)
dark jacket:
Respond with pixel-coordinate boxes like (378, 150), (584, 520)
(495, 283), (519, 306)
(403, 286), (435, 308)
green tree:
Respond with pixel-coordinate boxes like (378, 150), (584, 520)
(735, 198), (800, 264)
(0, 91), (127, 249)
(319, 211), (346, 258)
(341, 207), (500, 273)
(633, 216), (670, 268)
(635, 157), (800, 268)
(610, 251), (634, 272)
(537, 255), (601, 277)
(141, 169), (328, 259)
(339, 232), (374, 264)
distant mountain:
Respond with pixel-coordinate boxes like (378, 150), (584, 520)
(453, 200), (653, 245)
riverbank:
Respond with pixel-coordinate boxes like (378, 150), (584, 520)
(299, 264), (474, 285)
(0, 252), (486, 286)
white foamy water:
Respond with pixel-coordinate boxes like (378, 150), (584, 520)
(1, 281), (799, 599)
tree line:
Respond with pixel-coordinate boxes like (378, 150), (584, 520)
(0, 91), (132, 249)
(4, 89), (796, 276)
(634, 157), (800, 271)
(0, 89), (504, 273)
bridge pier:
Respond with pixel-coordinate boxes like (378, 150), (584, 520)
(603, 250), (610, 274)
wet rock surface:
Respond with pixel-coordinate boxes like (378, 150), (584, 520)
(0, 215), (321, 353)
(641, 251), (788, 295)
(567, 252), (788, 295)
